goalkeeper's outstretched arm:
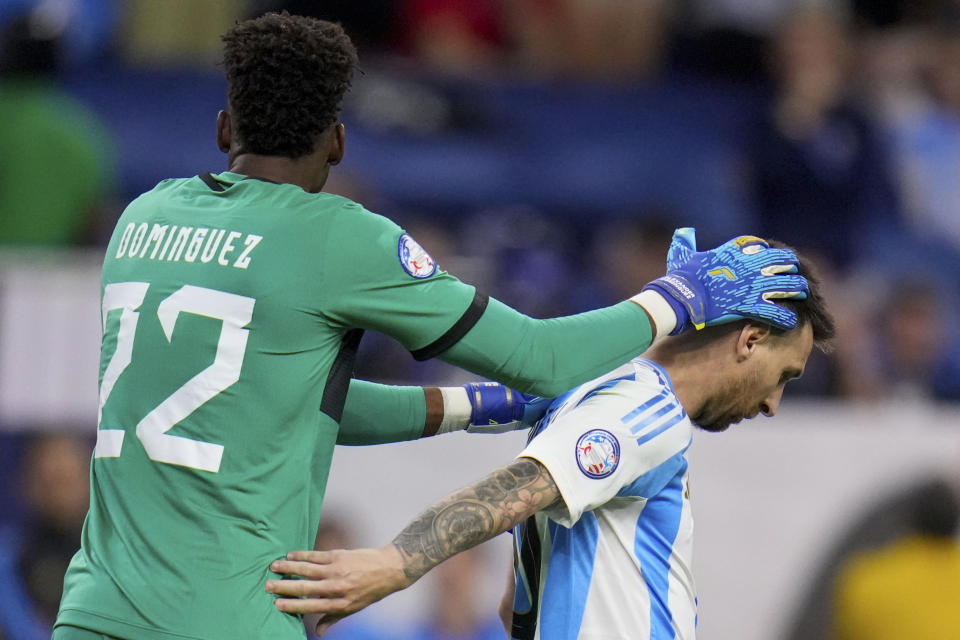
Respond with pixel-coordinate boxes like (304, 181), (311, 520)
(437, 228), (807, 397)
(336, 380), (548, 445)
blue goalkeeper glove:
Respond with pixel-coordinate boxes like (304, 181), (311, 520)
(643, 227), (808, 333)
(464, 382), (551, 434)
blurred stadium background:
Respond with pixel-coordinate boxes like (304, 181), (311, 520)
(2, 0), (960, 639)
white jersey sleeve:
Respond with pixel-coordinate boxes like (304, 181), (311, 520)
(519, 360), (691, 527)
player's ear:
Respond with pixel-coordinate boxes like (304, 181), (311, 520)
(216, 110), (232, 153)
(736, 323), (772, 361)
(328, 123), (345, 166)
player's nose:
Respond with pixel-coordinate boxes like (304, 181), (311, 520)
(760, 389), (784, 417)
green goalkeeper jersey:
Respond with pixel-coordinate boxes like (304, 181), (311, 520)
(58, 171), (656, 640)
(58, 172), (478, 640)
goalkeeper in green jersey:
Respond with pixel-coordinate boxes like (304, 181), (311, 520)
(54, 12), (808, 640)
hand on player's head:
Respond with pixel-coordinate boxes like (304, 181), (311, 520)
(644, 227), (809, 334)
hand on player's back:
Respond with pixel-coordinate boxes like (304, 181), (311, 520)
(267, 546), (411, 636)
(643, 227), (809, 333)
(464, 382), (551, 434)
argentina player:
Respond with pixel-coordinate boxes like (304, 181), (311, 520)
(54, 12), (812, 640)
(268, 243), (834, 640)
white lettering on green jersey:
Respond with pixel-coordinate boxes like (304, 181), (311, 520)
(57, 172), (477, 640)
(115, 221), (263, 269)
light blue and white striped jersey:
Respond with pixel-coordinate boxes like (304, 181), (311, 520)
(512, 358), (696, 640)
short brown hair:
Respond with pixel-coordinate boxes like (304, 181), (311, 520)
(767, 240), (835, 353)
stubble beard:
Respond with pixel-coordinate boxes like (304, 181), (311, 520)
(690, 368), (761, 433)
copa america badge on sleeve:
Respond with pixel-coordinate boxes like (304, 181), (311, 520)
(398, 233), (437, 279)
(575, 429), (620, 479)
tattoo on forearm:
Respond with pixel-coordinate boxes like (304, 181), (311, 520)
(392, 458), (560, 582)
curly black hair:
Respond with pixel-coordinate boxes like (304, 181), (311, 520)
(221, 12), (358, 158)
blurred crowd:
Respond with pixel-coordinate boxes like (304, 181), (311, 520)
(4, 0), (960, 403)
(2, 3), (960, 638)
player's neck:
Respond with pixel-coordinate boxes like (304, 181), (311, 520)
(228, 153), (330, 193)
(645, 343), (723, 417)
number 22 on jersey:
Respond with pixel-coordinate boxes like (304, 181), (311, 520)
(95, 282), (255, 473)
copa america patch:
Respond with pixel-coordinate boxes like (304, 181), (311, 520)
(575, 429), (620, 479)
(398, 233), (437, 279)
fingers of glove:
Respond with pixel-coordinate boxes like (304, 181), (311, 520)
(702, 312), (745, 329)
(762, 290), (808, 302)
(672, 227), (698, 251)
(727, 235), (769, 253)
(689, 246), (796, 278)
(739, 247), (799, 269)
(754, 274), (809, 297)
(760, 263), (799, 276)
(522, 396), (553, 425)
(737, 303), (799, 330)
(666, 227), (697, 270)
